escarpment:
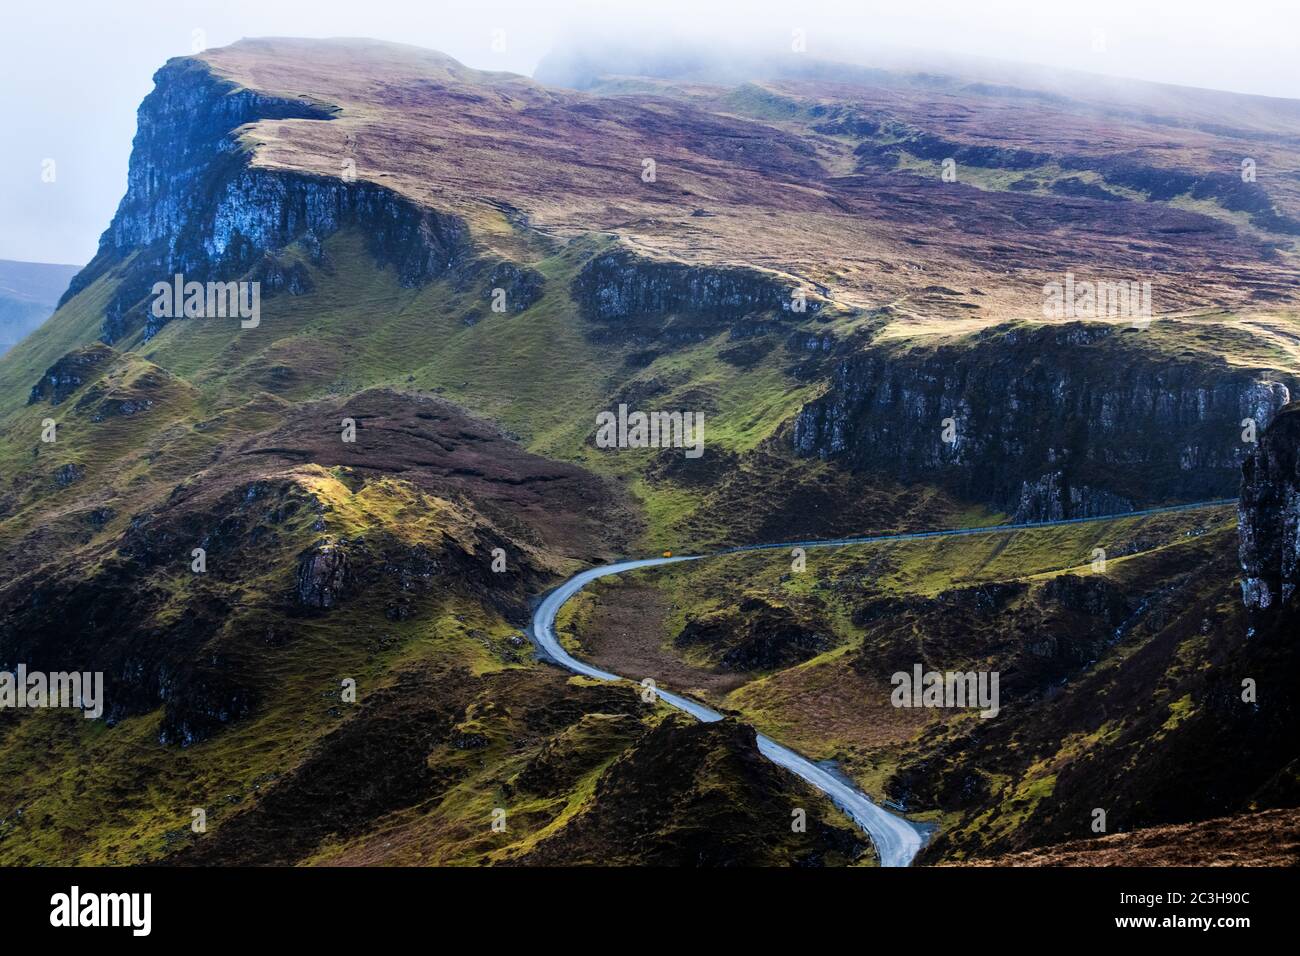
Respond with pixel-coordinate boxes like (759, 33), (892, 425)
(572, 249), (825, 343)
(1238, 401), (1300, 614)
(63, 56), (473, 344)
(793, 322), (1293, 520)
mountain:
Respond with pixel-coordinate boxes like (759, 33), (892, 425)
(0, 37), (1297, 866)
(0, 259), (81, 356)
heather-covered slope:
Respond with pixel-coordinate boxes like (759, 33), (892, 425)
(959, 807), (1300, 866)
(9, 38), (1298, 531)
(553, 408), (1300, 864)
(2, 37), (1299, 866)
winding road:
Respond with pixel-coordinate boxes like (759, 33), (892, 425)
(527, 499), (1236, 867)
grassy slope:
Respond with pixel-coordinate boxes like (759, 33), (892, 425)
(0, 223), (858, 864)
(557, 505), (1238, 820)
(2, 227), (850, 553)
(0, 464), (520, 864)
(6, 42), (1298, 867)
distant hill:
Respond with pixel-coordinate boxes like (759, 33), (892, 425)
(0, 258), (81, 355)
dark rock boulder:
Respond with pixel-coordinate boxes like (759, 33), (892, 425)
(53, 463), (85, 488)
(157, 660), (257, 747)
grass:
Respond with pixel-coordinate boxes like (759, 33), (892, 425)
(888, 150), (1295, 249)
(0, 458), (556, 865)
(558, 504), (1237, 805)
(6, 39), (1291, 868)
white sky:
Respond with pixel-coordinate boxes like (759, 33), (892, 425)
(2, 0), (1298, 264)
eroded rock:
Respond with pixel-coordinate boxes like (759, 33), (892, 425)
(1239, 402), (1300, 612)
(296, 540), (352, 609)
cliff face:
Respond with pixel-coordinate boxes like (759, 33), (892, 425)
(64, 57), (472, 343)
(572, 250), (824, 343)
(1239, 402), (1300, 613)
(793, 322), (1293, 519)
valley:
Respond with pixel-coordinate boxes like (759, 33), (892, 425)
(1, 35), (1298, 869)
(0, 260), (82, 357)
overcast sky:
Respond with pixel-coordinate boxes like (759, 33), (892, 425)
(2, 0), (1298, 264)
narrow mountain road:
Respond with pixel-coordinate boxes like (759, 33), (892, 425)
(527, 499), (1236, 867)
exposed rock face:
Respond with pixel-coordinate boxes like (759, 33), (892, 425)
(1012, 471), (1132, 523)
(62, 57), (471, 343)
(572, 250), (822, 342)
(250, 252), (315, 297)
(1040, 573), (1135, 623)
(1239, 402), (1300, 612)
(27, 343), (115, 405)
(53, 463), (85, 488)
(296, 541), (352, 609)
(157, 662), (256, 747)
(480, 261), (545, 313)
(793, 322), (1292, 519)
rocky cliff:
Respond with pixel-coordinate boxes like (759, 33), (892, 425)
(572, 249), (825, 343)
(62, 56), (472, 343)
(793, 322), (1293, 519)
(1239, 401), (1300, 614)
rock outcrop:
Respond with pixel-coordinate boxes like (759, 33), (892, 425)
(674, 597), (834, 671)
(1238, 401), (1300, 613)
(572, 249), (823, 342)
(479, 260), (545, 313)
(27, 343), (115, 405)
(62, 56), (472, 343)
(793, 322), (1292, 519)
(295, 541), (353, 609)
(52, 463), (85, 488)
